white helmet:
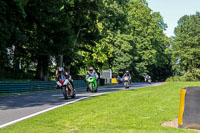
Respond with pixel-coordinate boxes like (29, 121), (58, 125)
(58, 67), (64, 72)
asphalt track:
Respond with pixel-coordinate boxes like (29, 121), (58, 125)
(0, 82), (165, 128)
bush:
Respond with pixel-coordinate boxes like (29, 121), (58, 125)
(165, 76), (185, 82)
(166, 72), (199, 82)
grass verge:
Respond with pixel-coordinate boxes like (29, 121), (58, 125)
(1, 82), (199, 133)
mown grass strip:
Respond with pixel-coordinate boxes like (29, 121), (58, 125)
(0, 82), (199, 133)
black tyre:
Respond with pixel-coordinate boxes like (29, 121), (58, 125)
(124, 82), (128, 89)
(94, 87), (98, 92)
(62, 86), (69, 100)
(71, 86), (76, 98)
(71, 89), (76, 98)
(89, 83), (93, 93)
(67, 82), (75, 98)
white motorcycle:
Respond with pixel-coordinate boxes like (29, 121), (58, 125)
(57, 79), (76, 100)
(123, 76), (130, 89)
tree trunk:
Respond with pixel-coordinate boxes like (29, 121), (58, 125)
(13, 46), (20, 71)
(57, 55), (63, 67)
(35, 55), (49, 81)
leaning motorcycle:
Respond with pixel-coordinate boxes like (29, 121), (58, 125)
(58, 79), (76, 100)
(123, 76), (130, 89)
(86, 77), (97, 93)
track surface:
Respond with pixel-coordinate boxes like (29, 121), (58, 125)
(0, 82), (164, 127)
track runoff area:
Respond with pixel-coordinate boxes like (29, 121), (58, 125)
(0, 82), (164, 128)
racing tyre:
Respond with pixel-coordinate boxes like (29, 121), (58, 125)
(62, 86), (69, 100)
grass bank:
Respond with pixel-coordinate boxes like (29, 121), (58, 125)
(1, 82), (199, 133)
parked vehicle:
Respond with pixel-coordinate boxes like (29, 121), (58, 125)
(86, 77), (98, 92)
(59, 79), (76, 100)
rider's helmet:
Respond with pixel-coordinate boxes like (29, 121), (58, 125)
(89, 67), (93, 73)
(58, 67), (64, 74)
(126, 70), (129, 73)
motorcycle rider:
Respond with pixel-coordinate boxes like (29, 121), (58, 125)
(56, 67), (73, 95)
(122, 71), (131, 85)
(85, 67), (98, 91)
(144, 73), (151, 83)
(117, 75), (122, 84)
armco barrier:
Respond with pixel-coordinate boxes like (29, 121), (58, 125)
(178, 87), (200, 129)
(73, 80), (86, 89)
(0, 80), (86, 93)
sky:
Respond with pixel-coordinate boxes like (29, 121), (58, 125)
(147, 0), (200, 37)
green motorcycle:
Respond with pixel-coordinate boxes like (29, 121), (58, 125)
(86, 77), (98, 93)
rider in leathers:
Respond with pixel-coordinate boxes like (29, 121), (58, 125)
(85, 67), (98, 91)
(122, 71), (131, 85)
(56, 67), (73, 95)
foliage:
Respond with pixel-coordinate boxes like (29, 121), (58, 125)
(126, 1), (171, 81)
(172, 12), (200, 81)
(166, 72), (199, 82)
(0, 0), (171, 81)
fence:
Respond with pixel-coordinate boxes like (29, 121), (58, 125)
(0, 80), (86, 93)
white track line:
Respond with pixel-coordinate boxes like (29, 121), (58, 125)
(0, 82), (164, 128)
(0, 92), (110, 128)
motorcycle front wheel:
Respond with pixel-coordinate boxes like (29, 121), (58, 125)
(62, 86), (69, 100)
(124, 82), (129, 89)
(69, 82), (76, 98)
(89, 83), (94, 93)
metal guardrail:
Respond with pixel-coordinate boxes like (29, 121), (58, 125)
(73, 80), (86, 89)
(0, 80), (86, 93)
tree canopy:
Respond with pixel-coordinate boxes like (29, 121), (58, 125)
(171, 12), (200, 80)
(0, 0), (171, 81)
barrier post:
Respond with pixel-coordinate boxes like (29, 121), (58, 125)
(178, 88), (186, 128)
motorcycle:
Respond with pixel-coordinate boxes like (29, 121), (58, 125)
(58, 79), (76, 100)
(86, 77), (97, 93)
(117, 76), (123, 84)
(148, 79), (151, 84)
(123, 76), (130, 89)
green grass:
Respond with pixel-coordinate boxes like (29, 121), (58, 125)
(1, 82), (200, 133)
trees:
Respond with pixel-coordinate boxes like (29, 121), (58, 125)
(0, 0), (27, 79)
(0, 0), (171, 81)
(172, 12), (200, 80)
(24, 0), (77, 80)
(125, 0), (171, 81)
